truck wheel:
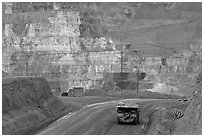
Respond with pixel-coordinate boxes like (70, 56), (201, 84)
(117, 118), (121, 124)
(137, 114), (140, 123)
(133, 119), (137, 125)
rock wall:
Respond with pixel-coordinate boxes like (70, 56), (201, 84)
(174, 72), (202, 134)
(2, 77), (65, 134)
(2, 2), (202, 96)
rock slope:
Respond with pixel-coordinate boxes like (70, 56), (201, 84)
(2, 77), (65, 134)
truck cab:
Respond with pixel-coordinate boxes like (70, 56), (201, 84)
(116, 101), (140, 125)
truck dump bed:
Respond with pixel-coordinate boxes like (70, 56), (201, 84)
(117, 101), (140, 108)
(116, 101), (140, 124)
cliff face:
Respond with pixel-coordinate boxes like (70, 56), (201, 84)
(174, 72), (202, 134)
(2, 2), (201, 96)
(141, 41), (201, 96)
(2, 77), (65, 134)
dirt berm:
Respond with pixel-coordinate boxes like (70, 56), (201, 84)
(2, 77), (66, 135)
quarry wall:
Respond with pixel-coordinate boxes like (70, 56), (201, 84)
(2, 2), (202, 135)
(2, 2), (202, 96)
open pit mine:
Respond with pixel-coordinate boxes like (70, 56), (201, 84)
(2, 2), (202, 135)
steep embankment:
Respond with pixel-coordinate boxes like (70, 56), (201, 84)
(146, 72), (202, 135)
(174, 72), (202, 135)
(2, 77), (66, 135)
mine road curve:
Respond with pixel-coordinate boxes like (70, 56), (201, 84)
(38, 99), (176, 135)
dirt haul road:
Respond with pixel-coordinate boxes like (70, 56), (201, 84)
(38, 99), (176, 135)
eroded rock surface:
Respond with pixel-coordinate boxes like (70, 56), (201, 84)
(2, 77), (65, 134)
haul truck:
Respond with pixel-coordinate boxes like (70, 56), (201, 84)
(116, 101), (140, 125)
